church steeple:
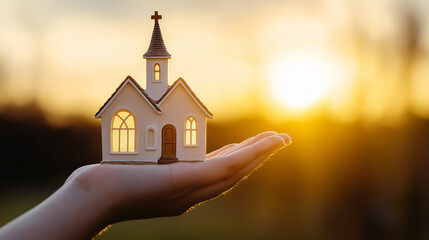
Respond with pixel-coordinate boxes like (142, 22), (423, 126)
(144, 11), (171, 100)
(143, 11), (171, 59)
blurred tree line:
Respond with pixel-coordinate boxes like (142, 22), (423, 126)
(1, 103), (429, 239)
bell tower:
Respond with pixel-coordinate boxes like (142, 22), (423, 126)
(143, 11), (171, 100)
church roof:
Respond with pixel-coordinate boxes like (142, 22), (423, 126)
(157, 78), (213, 118)
(143, 22), (171, 58)
(95, 76), (213, 119)
(94, 76), (161, 118)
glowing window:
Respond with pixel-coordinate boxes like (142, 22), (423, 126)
(154, 63), (160, 81)
(111, 110), (136, 152)
(185, 116), (197, 146)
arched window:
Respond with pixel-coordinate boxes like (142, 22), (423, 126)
(185, 116), (197, 146)
(111, 110), (136, 152)
(154, 63), (160, 81)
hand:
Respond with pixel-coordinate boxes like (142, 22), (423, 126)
(0, 131), (291, 240)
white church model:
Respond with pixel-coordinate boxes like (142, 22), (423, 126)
(95, 11), (213, 164)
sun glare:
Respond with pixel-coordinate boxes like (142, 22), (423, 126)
(268, 52), (337, 111)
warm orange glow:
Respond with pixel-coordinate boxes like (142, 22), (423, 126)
(1, 1), (428, 124)
(185, 116), (197, 145)
(268, 52), (339, 112)
(111, 110), (136, 152)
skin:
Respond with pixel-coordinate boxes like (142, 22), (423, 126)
(0, 131), (291, 240)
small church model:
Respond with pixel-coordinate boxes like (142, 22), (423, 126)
(95, 11), (213, 164)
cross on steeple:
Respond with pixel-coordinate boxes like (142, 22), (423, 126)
(143, 11), (171, 59)
(151, 11), (162, 24)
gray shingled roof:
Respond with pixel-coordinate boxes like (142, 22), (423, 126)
(143, 23), (171, 58)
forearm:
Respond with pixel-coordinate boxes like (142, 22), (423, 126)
(0, 182), (109, 240)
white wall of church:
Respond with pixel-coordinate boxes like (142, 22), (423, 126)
(159, 83), (207, 161)
(100, 82), (160, 163)
(145, 58), (169, 100)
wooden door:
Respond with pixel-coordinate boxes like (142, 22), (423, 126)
(159, 124), (178, 164)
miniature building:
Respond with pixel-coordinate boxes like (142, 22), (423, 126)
(95, 11), (213, 164)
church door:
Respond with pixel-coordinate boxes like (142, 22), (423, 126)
(159, 124), (178, 164)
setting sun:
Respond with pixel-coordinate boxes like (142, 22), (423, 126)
(268, 52), (337, 111)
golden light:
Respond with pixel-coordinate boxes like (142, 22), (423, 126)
(111, 110), (136, 152)
(268, 52), (337, 111)
(185, 116), (197, 145)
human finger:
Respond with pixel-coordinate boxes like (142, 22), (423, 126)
(233, 134), (291, 182)
(206, 133), (260, 159)
(223, 134), (287, 179)
(181, 135), (287, 205)
(217, 131), (278, 157)
(187, 134), (286, 194)
(278, 133), (292, 145)
(206, 143), (237, 159)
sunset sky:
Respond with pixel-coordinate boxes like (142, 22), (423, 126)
(0, 0), (428, 124)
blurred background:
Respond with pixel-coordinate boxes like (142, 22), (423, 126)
(1, 0), (429, 239)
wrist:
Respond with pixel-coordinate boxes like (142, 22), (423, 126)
(64, 173), (115, 236)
